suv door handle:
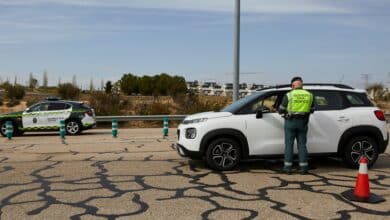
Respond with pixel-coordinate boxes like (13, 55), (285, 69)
(337, 116), (350, 122)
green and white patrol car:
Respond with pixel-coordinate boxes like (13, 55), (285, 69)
(0, 98), (96, 137)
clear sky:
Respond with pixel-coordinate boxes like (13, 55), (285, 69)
(0, 0), (389, 89)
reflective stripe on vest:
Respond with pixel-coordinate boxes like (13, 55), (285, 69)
(287, 89), (313, 114)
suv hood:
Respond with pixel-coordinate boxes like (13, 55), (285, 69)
(185, 111), (232, 120)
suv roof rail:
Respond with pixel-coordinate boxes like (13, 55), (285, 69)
(257, 83), (354, 91)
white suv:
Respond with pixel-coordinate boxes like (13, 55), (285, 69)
(176, 84), (388, 170)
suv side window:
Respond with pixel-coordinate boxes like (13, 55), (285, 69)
(238, 92), (285, 114)
(343, 92), (373, 107)
(48, 102), (67, 111)
(27, 104), (41, 112)
(39, 103), (50, 111)
(311, 90), (343, 111)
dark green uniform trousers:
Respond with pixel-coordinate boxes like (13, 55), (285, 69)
(284, 118), (309, 170)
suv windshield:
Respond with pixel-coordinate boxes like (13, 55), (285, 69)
(221, 92), (263, 113)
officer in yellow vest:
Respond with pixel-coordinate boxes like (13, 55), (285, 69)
(278, 77), (315, 174)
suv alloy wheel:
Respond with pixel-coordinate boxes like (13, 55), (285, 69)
(343, 136), (379, 168)
(205, 138), (241, 171)
(66, 120), (82, 135)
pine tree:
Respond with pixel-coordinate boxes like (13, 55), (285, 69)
(101, 80), (104, 91)
(28, 72), (38, 89)
(89, 78), (95, 91)
(72, 75), (77, 87)
(43, 70), (48, 88)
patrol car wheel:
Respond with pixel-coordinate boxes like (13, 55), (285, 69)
(0, 121), (19, 137)
(0, 122), (7, 137)
(205, 138), (241, 171)
(65, 120), (82, 135)
(343, 136), (379, 169)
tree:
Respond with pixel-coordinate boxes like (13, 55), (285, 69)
(138, 75), (154, 95)
(120, 73), (139, 95)
(89, 78), (95, 91)
(367, 83), (389, 102)
(100, 79), (105, 91)
(118, 73), (187, 96)
(28, 72), (38, 89)
(169, 75), (187, 95)
(43, 70), (48, 88)
(105, 81), (113, 94)
(72, 75), (77, 87)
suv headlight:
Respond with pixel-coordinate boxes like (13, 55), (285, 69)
(183, 118), (208, 125)
(185, 128), (197, 139)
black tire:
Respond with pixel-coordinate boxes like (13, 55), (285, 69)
(65, 120), (82, 135)
(343, 136), (379, 169)
(0, 120), (20, 137)
(0, 121), (6, 137)
(205, 138), (241, 171)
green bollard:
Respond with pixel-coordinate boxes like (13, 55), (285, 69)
(59, 120), (66, 140)
(163, 117), (169, 138)
(6, 121), (13, 140)
(112, 119), (118, 138)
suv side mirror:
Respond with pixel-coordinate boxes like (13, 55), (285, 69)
(256, 110), (263, 119)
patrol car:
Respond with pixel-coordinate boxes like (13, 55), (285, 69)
(176, 84), (388, 170)
(0, 98), (96, 136)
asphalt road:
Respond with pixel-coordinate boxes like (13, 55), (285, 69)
(0, 129), (389, 219)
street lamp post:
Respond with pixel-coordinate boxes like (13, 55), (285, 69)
(233, 0), (240, 102)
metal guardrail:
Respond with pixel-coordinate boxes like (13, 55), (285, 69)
(97, 114), (390, 123)
(96, 115), (187, 122)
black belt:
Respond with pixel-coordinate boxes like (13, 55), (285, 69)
(286, 114), (309, 119)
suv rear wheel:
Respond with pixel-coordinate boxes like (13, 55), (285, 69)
(65, 120), (82, 135)
(205, 138), (241, 171)
(343, 136), (379, 169)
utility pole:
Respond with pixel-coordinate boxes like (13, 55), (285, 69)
(387, 72), (390, 90)
(233, 0), (241, 102)
(361, 74), (370, 89)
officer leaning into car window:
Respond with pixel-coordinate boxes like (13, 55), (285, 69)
(278, 77), (315, 175)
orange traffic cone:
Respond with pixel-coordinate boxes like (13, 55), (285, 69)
(353, 156), (370, 200)
(342, 156), (385, 203)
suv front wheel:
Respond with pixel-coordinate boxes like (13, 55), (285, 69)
(0, 121), (22, 137)
(343, 136), (379, 169)
(205, 138), (241, 171)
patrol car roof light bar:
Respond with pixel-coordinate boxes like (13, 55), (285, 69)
(46, 97), (60, 101)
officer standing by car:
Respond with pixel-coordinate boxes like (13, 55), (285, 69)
(278, 77), (315, 174)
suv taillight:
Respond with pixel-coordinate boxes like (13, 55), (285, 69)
(374, 110), (386, 121)
(85, 110), (93, 116)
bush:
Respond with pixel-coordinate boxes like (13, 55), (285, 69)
(174, 93), (229, 114)
(0, 81), (11, 90)
(136, 101), (171, 115)
(5, 84), (25, 100)
(88, 91), (128, 115)
(6, 99), (20, 107)
(58, 83), (80, 100)
(26, 97), (41, 107)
